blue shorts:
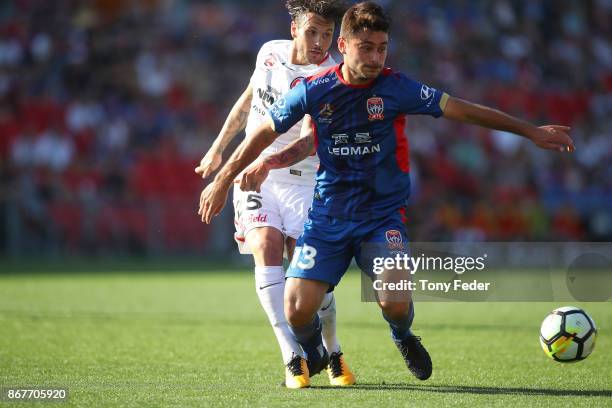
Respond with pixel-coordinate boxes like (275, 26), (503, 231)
(287, 209), (409, 286)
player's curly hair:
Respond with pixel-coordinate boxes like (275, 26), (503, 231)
(285, 0), (348, 25)
(340, 1), (391, 38)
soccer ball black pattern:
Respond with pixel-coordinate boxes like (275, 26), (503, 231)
(540, 306), (597, 362)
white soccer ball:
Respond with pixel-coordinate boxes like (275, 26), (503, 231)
(540, 306), (597, 362)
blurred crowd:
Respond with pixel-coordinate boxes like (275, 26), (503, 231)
(0, 0), (611, 256)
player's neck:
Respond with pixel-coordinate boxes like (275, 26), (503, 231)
(340, 63), (374, 86)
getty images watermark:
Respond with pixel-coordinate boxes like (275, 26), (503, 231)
(371, 252), (490, 293)
(360, 242), (612, 302)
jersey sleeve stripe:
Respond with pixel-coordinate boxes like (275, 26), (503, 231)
(311, 119), (319, 152)
(393, 114), (410, 173)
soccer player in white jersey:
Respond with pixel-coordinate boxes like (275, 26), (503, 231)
(194, 0), (353, 388)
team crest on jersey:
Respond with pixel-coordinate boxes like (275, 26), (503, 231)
(263, 53), (278, 70)
(367, 97), (384, 121)
(290, 77), (305, 89)
(385, 229), (403, 250)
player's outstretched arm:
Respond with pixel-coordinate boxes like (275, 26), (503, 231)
(240, 115), (315, 192)
(195, 85), (253, 178)
(198, 119), (280, 223)
(443, 96), (575, 152)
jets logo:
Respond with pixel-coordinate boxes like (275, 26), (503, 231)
(367, 97), (384, 121)
(385, 230), (404, 250)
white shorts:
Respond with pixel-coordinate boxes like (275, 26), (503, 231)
(232, 180), (313, 255)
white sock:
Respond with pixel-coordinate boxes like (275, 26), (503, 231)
(255, 266), (303, 364)
(318, 292), (341, 354)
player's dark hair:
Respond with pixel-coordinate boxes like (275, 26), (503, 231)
(285, 0), (348, 25)
(339, 1), (391, 38)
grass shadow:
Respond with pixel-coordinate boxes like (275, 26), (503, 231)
(311, 383), (612, 397)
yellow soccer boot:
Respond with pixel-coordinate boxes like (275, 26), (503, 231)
(285, 354), (310, 389)
(326, 352), (356, 386)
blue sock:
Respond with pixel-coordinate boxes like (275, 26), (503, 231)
(383, 302), (415, 343)
(289, 314), (325, 362)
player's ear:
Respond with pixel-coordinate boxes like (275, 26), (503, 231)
(338, 36), (347, 54)
(290, 20), (298, 39)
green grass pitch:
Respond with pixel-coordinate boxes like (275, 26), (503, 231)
(0, 263), (610, 407)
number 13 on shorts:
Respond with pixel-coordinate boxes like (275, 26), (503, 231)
(290, 244), (317, 270)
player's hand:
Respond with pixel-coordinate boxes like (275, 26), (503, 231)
(240, 160), (270, 193)
(529, 126), (575, 152)
(195, 150), (222, 179)
(198, 180), (230, 223)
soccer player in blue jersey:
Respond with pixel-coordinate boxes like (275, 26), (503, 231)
(199, 1), (574, 384)
(195, 1), (355, 388)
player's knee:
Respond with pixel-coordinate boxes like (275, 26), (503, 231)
(247, 228), (284, 263)
(379, 301), (411, 321)
(285, 297), (317, 327)
(249, 238), (283, 258)
(286, 309), (315, 327)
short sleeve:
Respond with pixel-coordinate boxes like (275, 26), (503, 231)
(395, 73), (449, 118)
(249, 44), (268, 85)
(267, 79), (308, 134)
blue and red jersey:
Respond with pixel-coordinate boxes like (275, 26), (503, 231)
(269, 63), (449, 220)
